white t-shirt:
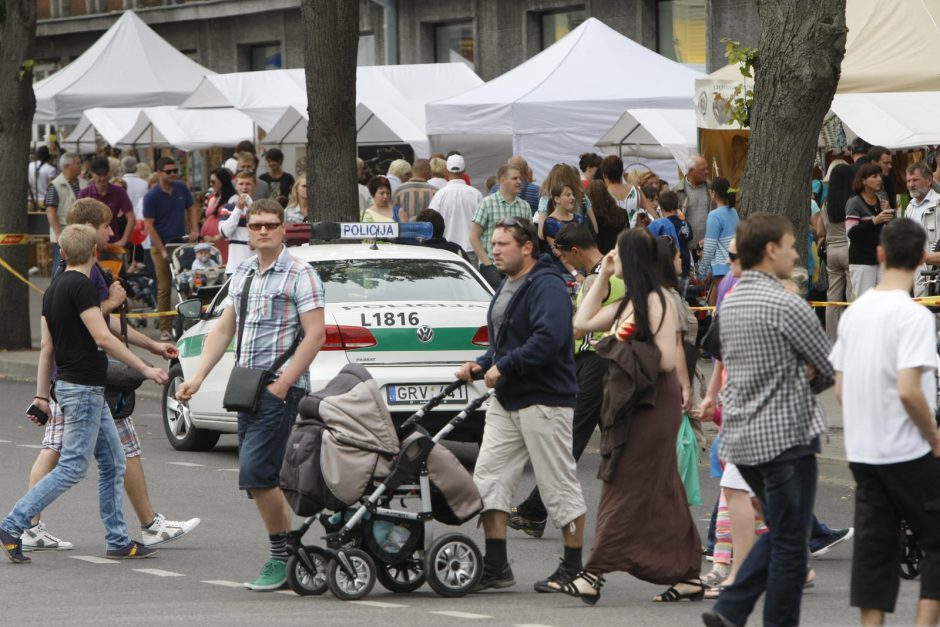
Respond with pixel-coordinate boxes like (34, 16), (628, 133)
(27, 161), (56, 202)
(830, 288), (937, 464)
(427, 179), (482, 253)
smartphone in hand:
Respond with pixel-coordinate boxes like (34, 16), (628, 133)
(26, 403), (49, 426)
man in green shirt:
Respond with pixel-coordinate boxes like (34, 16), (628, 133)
(471, 165), (530, 287)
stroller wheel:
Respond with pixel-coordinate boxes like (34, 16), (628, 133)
(375, 556), (425, 593)
(424, 533), (482, 597)
(286, 546), (329, 596)
(327, 548), (376, 600)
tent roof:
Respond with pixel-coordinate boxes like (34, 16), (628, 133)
(830, 92), (940, 148)
(426, 18), (702, 136)
(33, 11), (214, 124)
(180, 69), (307, 130)
(596, 109), (698, 170)
(66, 108), (142, 152)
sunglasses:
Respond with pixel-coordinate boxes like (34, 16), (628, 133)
(496, 217), (534, 242)
(728, 251), (738, 262)
(247, 221), (282, 232)
(162, 168), (179, 175)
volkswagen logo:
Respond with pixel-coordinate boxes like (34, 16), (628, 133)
(416, 325), (434, 343)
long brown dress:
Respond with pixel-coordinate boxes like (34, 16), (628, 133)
(584, 367), (702, 584)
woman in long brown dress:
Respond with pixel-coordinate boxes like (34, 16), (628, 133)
(560, 227), (703, 605)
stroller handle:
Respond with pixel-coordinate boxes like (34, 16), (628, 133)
(399, 376), (479, 430)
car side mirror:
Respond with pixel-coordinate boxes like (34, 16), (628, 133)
(176, 299), (203, 320)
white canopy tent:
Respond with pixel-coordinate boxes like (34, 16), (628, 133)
(595, 109), (698, 181)
(181, 64), (483, 157)
(33, 11), (214, 125)
(426, 17), (702, 183)
(829, 92), (940, 149)
(65, 108), (143, 153)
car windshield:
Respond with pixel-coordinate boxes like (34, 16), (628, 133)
(313, 259), (491, 303)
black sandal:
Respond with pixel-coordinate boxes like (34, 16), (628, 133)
(653, 579), (706, 602)
(557, 570), (605, 606)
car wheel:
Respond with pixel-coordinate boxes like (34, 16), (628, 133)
(162, 363), (220, 451)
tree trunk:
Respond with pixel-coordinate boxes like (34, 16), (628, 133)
(301, 0), (359, 223)
(739, 0), (847, 261)
(0, 1), (37, 350)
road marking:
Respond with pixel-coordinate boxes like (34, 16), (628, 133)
(351, 601), (408, 608)
(429, 611), (492, 619)
(515, 624), (557, 627)
(167, 462), (205, 467)
(0, 439), (11, 443)
(70, 555), (118, 565)
(217, 468), (239, 472)
(201, 579), (244, 588)
(134, 568), (184, 577)
(16, 444), (43, 449)
(276, 590), (296, 595)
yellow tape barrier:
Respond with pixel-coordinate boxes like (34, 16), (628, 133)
(0, 255), (177, 319)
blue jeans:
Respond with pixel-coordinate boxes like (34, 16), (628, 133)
(0, 381), (129, 550)
(51, 243), (62, 277)
(713, 454), (818, 627)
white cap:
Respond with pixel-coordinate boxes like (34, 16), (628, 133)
(224, 157), (238, 174)
(446, 154), (465, 173)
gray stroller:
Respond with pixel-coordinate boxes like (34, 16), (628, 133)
(279, 363), (490, 600)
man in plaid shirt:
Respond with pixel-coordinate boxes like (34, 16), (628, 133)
(704, 213), (834, 627)
(470, 164), (530, 287)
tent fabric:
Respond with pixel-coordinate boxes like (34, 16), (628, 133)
(596, 109), (698, 172)
(426, 18), (702, 180)
(829, 92), (940, 149)
(33, 11), (214, 124)
(182, 64), (482, 157)
(64, 106), (255, 152)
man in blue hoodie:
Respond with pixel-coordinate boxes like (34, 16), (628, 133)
(456, 216), (587, 594)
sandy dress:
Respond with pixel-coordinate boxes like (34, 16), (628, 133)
(584, 316), (702, 584)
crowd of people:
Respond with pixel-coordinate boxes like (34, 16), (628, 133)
(11, 139), (940, 626)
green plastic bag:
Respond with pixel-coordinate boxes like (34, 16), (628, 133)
(676, 412), (702, 506)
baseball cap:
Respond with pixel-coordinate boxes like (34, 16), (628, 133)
(194, 243), (212, 253)
(90, 157), (110, 175)
(446, 154), (465, 173)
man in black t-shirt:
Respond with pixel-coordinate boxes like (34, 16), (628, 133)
(0, 225), (167, 565)
(259, 148), (294, 206)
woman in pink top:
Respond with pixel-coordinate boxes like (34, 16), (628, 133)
(201, 167), (235, 263)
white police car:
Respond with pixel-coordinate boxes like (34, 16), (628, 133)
(161, 224), (494, 451)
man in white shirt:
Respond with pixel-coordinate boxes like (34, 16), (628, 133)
(830, 217), (940, 626)
(904, 162), (940, 297)
(357, 158), (373, 212)
(28, 145), (56, 210)
(427, 154), (482, 255)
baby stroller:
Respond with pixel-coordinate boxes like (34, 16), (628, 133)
(279, 364), (490, 600)
(96, 244), (157, 329)
(169, 243), (226, 338)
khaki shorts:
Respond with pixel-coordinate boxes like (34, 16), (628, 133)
(473, 398), (586, 528)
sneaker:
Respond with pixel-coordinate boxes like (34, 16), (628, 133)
(244, 559), (288, 591)
(473, 562), (515, 591)
(534, 558), (577, 593)
(159, 331), (174, 341)
(0, 527), (31, 564)
(21, 522), (74, 552)
(106, 541), (158, 559)
(141, 513), (201, 547)
(810, 527), (854, 557)
(507, 506), (546, 538)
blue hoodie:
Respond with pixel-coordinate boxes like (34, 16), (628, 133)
(476, 254), (577, 410)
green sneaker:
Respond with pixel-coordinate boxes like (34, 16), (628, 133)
(244, 559), (288, 591)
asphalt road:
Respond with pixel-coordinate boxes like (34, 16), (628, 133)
(0, 377), (921, 626)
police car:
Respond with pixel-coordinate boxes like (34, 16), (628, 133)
(161, 222), (494, 451)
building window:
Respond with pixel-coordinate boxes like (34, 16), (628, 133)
(540, 7), (586, 50)
(358, 34), (376, 66)
(434, 21), (473, 69)
(250, 43), (282, 71)
(658, 0), (706, 69)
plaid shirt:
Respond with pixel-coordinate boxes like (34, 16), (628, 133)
(472, 191), (531, 259)
(718, 270), (834, 465)
(226, 245), (325, 391)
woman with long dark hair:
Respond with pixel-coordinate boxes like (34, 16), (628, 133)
(554, 228), (702, 605)
(846, 163), (894, 299)
(821, 163), (854, 339)
(202, 167), (236, 262)
(586, 179), (627, 254)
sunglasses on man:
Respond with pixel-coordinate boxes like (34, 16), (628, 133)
(247, 221), (282, 232)
(162, 168), (179, 175)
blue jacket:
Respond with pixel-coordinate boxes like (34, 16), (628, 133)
(477, 254), (577, 410)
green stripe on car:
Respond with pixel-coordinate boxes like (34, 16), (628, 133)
(359, 327), (479, 352)
(177, 335), (235, 358)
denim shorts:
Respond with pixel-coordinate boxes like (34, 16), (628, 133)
(236, 387), (304, 491)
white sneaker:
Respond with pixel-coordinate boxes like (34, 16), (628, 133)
(141, 513), (201, 547)
(21, 522), (74, 551)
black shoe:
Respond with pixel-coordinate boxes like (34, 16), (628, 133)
(810, 527), (854, 557)
(0, 527), (30, 564)
(473, 562), (515, 591)
(534, 559), (578, 593)
(507, 506), (546, 538)
(702, 610), (738, 627)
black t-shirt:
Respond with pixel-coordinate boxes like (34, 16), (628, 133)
(42, 270), (108, 385)
(259, 172), (295, 201)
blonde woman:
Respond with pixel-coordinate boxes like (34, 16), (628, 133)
(284, 176), (308, 223)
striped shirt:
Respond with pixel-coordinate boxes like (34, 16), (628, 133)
(226, 245), (325, 391)
(472, 192), (531, 259)
(394, 180), (437, 218)
(698, 205), (740, 279)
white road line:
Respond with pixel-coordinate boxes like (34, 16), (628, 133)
(16, 444), (43, 449)
(276, 590), (296, 595)
(515, 624), (557, 627)
(351, 601), (408, 608)
(428, 611), (492, 620)
(70, 555), (118, 565)
(201, 579), (244, 588)
(0, 439), (11, 443)
(133, 568), (184, 577)
(217, 468), (239, 472)
(166, 462), (205, 467)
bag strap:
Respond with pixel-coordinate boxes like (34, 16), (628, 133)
(235, 271), (254, 364)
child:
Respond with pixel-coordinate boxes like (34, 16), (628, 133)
(191, 243), (219, 271)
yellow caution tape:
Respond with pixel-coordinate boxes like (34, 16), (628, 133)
(0, 234), (32, 245)
(0, 255), (45, 295)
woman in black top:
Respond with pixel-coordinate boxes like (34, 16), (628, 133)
(845, 163), (895, 299)
(585, 179), (626, 254)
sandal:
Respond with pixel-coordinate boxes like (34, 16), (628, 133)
(704, 584), (726, 600)
(701, 570), (726, 589)
(653, 579), (706, 602)
(556, 570), (605, 606)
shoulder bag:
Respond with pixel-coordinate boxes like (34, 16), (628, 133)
(104, 298), (146, 420)
(222, 271), (301, 413)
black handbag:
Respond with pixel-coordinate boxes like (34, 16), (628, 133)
(701, 312), (722, 361)
(105, 300), (145, 420)
(223, 271), (301, 413)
